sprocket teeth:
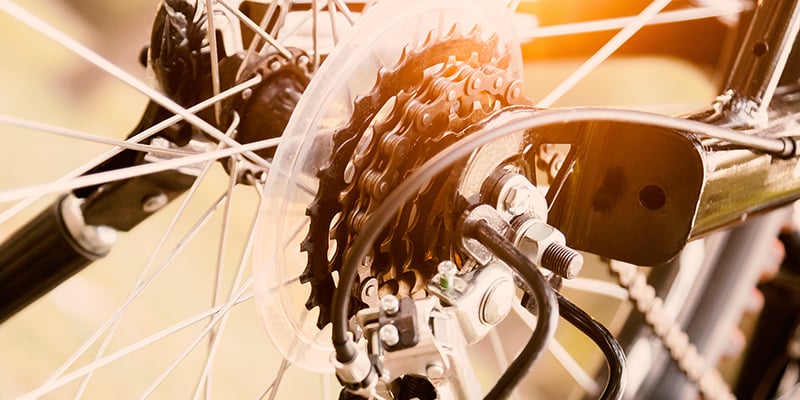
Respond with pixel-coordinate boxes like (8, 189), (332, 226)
(422, 30), (435, 47)
(468, 24), (482, 38)
(445, 23), (461, 40)
(301, 23), (527, 326)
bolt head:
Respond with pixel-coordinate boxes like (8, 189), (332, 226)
(380, 295), (400, 315)
(426, 362), (445, 379)
(504, 186), (535, 215)
(379, 324), (400, 347)
(142, 193), (169, 213)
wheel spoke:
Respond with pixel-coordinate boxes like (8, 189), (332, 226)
(0, 75), (261, 225)
(217, 0), (293, 59)
(511, 303), (601, 396)
(0, 0), (271, 169)
(43, 191), (229, 388)
(328, 0), (339, 45)
(23, 288), (255, 399)
(140, 277), (255, 398)
(561, 277), (629, 300)
(332, 0), (357, 25)
(313, 0), (321, 70)
(488, 329), (520, 400)
(258, 359), (291, 400)
(46, 109), (239, 384)
(536, 0), (673, 108)
(205, 0), (223, 123)
(0, 136), (281, 204)
(236, 0), (284, 80)
(519, 1), (746, 41)
(0, 115), (190, 157)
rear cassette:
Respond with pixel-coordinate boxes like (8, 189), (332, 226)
(254, 0), (522, 372)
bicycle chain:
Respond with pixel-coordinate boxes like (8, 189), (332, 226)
(301, 26), (528, 327)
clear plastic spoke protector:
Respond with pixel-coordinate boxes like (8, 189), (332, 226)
(254, 0), (522, 372)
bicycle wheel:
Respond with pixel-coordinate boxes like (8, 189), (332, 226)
(0, 0), (746, 398)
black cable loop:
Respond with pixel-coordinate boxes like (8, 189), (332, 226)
(557, 292), (627, 400)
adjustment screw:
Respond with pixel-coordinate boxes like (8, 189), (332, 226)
(142, 193), (168, 213)
(541, 243), (583, 279)
(380, 294), (400, 315)
(379, 324), (400, 347)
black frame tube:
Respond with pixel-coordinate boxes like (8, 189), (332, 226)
(0, 198), (103, 322)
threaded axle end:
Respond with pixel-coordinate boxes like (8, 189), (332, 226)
(541, 242), (583, 279)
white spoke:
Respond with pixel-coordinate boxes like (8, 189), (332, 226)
(206, 0), (223, 123)
(283, 218), (310, 251)
(511, 303), (601, 396)
(22, 290), (255, 399)
(561, 277), (629, 300)
(140, 277), (255, 398)
(217, 0), (293, 59)
(70, 194), (229, 397)
(519, 1), (746, 41)
(195, 157), (246, 399)
(0, 115), (190, 157)
(194, 201), (264, 400)
(44, 192), (229, 387)
(488, 329), (520, 400)
(259, 309), (318, 400)
(236, 0), (284, 80)
(258, 359), (291, 400)
(328, 0), (339, 45)
(275, 0), (328, 60)
(0, 74), (261, 225)
(0, 136), (281, 204)
(548, 337), (601, 396)
(332, 0), (356, 25)
(536, 0), (673, 108)
(313, 0), (321, 70)
(0, 0), (270, 169)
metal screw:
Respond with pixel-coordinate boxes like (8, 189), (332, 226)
(142, 193), (168, 213)
(437, 260), (457, 290)
(504, 186), (534, 215)
(379, 324), (400, 347)
(540, 242), (583, 279)
(381, 294), (400, 315)
(297, 54), (309, 67)
(426, 362), (445, 379)
(269, 60), (281, 71)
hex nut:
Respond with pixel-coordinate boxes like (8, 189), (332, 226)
(516, 221), (566, 265)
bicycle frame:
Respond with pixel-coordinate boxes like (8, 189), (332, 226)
(543, 0), (800, 267)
